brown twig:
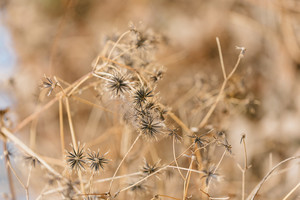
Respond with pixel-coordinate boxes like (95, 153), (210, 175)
(198, 40), (245, 128)
(183, 153), (195, 199)
(1, 127), (63, 178)
(13, 72), (93, 133)
(6, 160), (28, 200)
(237, 134), (248, 200)
(246, 156), (300, 200)
(154, 194), (181, 200)
(173, 135), (185, 180)
(64, 97), (85, 193)
(59, 97), (65, 158)
(109, 133), (142, 192)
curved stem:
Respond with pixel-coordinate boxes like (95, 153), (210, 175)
(173, 136), (185, 180)
(109, 133), (142, 192)
(247, 156), (300, 200)
(198, 47), (243, 128)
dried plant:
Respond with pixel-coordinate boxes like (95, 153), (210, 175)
(1, 5), (300, 199)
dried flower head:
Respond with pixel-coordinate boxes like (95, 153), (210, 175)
(201, 165), (219, 186)
(62, 180), (76, 199)
(108, 74), (130, 96)
(145, 101), (157, 111)
(87, 150), (109, 172)
(188, 134), (208, 148)
(41, 75), (58, 96)
(24, 155), (40, 167)
(222, 138), (232, 154)
(150, 69), (164, 83)
(168, 128), (182, 142)
(139, 116), (162, 138)
(240, 134), (246, 144)
(216, 131), (232, 154)
(134, 86), (153, 106)
(46, 173), (61, 186)
(136, 34), (148, 49)
(66, 145), (86, 171)
(129, 181), (149, 194)
(141, 159), (161, 176)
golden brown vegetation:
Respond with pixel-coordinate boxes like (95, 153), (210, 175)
(1, 1), (300, 200)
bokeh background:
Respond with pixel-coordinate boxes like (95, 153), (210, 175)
(1, 0), (300, 199)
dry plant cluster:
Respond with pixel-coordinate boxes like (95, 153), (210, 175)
(1, 1), (300, 200)
(1, 23), (299, 200)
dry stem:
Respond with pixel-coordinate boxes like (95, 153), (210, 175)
(282, 181), (300, 200)
(246, 156), (300, 200)
(109, 132), (142, 192)
(64, 97), (85, 193)
(3, 140), (16, 200)
(59, 97), (65, 158)
(198, 40), (245, 128)
(183, 154), (195, 199)
(173, 135), (185, 180)
(1, 127), (63, 178)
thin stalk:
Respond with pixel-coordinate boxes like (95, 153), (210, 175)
(64, 97), (85, 193)
(183, 156), (194, 199)
(109, 133), (142, 192)
(25, 165), (33, 200)
(6, 161), (28, 200)
(117, 143), (195, 196)
(3, 140), (16, 200)
(282, 181), (300, 200)
(216, 37), (226, 80)
(88, 172), (95, 194)
(242, 136), (248, 200)
(13, 72), (93, 133)
(71, 95), (115, 114)
(246, 156), (300, 200)
(59, 97), (65, 158)
(116, 140), (214, 196)
(214, 150), (227, 174)
(167, 166), (204, 174)
(155, 194), (180, 200)
(207, 150), (227, 190)
(200, 189), (230, 200)
(112, 46), (135, 61)
(237, 134), (248, 200)
(1, 127), (62, 178)
(29, 118), (38, 151)
(92, 73), (115, 82)
(67, 73), (93, 96)
(13, 97), (57, 133)
(173, 136), (185, 180)
(107, 30), (131, 61)
(198, 43), (244, 128)
(65, 98), (77, 147)
(95, 172), (141, 184)
(167, 111), (192, 135)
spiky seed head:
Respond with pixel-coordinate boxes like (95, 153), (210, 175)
(66, 146), (86, 171)
(24, 155), (40, 167)
(141, 159), (160, 176)
(87, 150), (109, 172)
(201, 165), (219, 186)
(134, 86), (153, 106)
(108, 74), (130, 96)
(140, 116), (162, 138)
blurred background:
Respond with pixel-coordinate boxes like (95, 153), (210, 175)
(1, 0), (300, 199)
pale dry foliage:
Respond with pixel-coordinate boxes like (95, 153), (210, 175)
(1, 1), (300, 200)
